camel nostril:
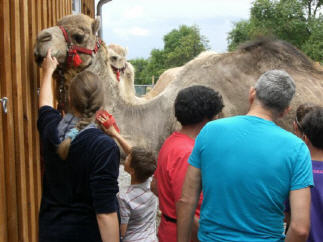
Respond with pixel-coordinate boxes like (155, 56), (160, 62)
(38, 32), (52, 42)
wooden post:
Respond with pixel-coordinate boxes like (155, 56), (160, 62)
(0, 1), (19, 241)
(11, 0), (30, 240)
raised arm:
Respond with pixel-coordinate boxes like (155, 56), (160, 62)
(39, 49), (58, 108)
(97, 114), (132, 155)
(176, 165), (202, 242)
(285, 187), (311, 242)
(110, 132), (131, 155)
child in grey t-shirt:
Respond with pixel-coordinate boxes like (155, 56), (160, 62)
(118, 147), (158, 242)
(96, 112), (158, 241)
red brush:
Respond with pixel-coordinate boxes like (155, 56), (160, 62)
(96, 110), (120, 133)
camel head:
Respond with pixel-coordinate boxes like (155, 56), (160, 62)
(107, 43), (129, 80)
(34, 14), (101, 69)
(107, 44), (128, 69)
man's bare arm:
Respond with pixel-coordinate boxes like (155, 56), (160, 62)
(285, 187), (311, 242)
(176, 165), (202, 242)
(191, 215), (200, 242)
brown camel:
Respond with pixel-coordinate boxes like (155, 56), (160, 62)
(34, 14), (323, 155)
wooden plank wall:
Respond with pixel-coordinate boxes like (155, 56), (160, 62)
(83, 0), (95, 18)
(0, 1), (95, 241)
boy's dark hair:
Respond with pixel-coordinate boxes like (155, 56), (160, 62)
(130, 147), (157, 183)
(174, 85), (224, 126)
(301, 107), (323, 150)
(295, 103), (318, 131)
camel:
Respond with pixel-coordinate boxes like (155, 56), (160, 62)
(106, 44), (140, 103)
(34, 14), (323, 156)
(144, 51), (218, 99)
(143, 67), (183, 99)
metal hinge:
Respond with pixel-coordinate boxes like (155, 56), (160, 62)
(0, 97), (8, 114)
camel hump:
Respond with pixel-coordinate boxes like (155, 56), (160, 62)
(238, 38), (316, 71)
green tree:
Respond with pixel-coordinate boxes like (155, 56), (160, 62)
(227, 0), (323, 62)
(142, 49), (167, 84)
(129, 58), (149, 85)
(227, 20), (253, 51)
(163, 25), (210, 67)
(131, 25), (210, 84)
(302, 16), (323, 61)
(300, 0), (323, 20)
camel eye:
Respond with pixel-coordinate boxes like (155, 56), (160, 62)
(111, 56), (118, 61)
(73, 34), (84, 44)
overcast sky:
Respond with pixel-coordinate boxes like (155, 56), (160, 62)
(98, 0), (253, 59)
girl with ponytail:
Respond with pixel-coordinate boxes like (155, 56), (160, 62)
(38, 49), (120, 242)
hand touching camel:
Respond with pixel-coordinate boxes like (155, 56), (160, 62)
(96, 110), (131, 155)
(42, 49), (58, 76)
(39, 49), (58, 108)
(96, 112), (119, 138)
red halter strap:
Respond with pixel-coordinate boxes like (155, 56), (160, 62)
(111, 64), (127, 82)
(59, 26), (102, 67)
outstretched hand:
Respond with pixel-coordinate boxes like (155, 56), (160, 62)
(97, 113), (119, 138)
(41, 49), (58, 75)
(96, 110), (131, 155)
(39, 49), (58, 108)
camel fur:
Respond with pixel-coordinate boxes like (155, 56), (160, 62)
(34, 14), (323, 155)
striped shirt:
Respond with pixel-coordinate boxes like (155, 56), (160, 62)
(118, 178), (158, 242)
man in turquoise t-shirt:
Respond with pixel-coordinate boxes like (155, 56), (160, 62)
(177, 70), (314, 242)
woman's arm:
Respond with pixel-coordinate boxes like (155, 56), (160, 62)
(39, 49), (58, 108)
(96, 212), (120, 242)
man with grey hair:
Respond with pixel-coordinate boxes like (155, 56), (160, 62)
(177, 70), (313, 242)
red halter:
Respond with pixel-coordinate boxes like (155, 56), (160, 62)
(111, 64), (127, 82)
(59, 26), (102, 67)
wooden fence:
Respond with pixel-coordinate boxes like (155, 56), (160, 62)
(0, 1), (94, 241)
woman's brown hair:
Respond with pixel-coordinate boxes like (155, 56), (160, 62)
(57, 71), (104, 159)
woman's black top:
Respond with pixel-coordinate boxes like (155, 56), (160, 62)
(37, 106), (120, 242)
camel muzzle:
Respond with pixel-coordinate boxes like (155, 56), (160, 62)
(34, 52), (44, 66)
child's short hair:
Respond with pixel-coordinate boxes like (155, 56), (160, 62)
(295, 103), (318, 131)
(130, 147), (156, 182)
(302, 107), (323, 150)
(174, 85), (224, 126)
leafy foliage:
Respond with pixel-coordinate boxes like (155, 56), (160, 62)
(130, 25), (209, 85)
(129, 58), (149, 84)
(301, 16), (323, 61)
(227, 0), (323, 62)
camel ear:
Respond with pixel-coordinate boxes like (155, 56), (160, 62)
(92, 17), (101, 35)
